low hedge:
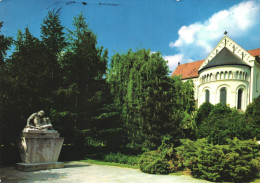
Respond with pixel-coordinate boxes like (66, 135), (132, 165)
(139, 137), (177, 174)
(103, 152), (140, 166)
(139, 150), (171, 174)
(175, 138), (259, 182)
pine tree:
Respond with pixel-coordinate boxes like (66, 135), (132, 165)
(0, 22), (12, 63)
(0, 27), (47, 148)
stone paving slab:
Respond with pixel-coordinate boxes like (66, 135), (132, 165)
(0, 161), (211, 183)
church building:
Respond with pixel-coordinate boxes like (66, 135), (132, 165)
(171, 35), (260, 111)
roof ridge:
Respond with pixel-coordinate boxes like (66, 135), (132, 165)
(198, 47), (250, 73)
(171, 47), (260, 79)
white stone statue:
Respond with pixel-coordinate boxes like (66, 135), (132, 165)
(25, 110), (53, 131)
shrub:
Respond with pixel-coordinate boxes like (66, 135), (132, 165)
(208, 103), (232, 118)
(197, 104), (258, 144)
(175, 138), (259, 182)
(103, 152), (140, 166)
(180, 111), (197, 139)
(245, 96), (260, 139)
(139, 136), (177, 174)
(245, 95), (260, 122)
(139, 150), (170, 174)
(195, 102), (214, 125)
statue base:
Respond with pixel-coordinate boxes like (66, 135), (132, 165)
(16, 162), (64, 171)
(17, 129), (64, 171)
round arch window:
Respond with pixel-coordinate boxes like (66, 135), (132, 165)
(237, 89), (243, 109)
(220, 87), (227, 105)
(205, 89), (210, 103)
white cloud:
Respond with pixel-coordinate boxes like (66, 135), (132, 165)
(169, 0), (260, 72)
(163, 54), (183, 73)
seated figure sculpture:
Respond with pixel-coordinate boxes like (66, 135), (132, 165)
(26, 110), (53, 130)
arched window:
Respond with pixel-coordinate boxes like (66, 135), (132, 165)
(220, 72), (223, 79)
(239, 71), (242, 79)
(220, 87), (227, 105)
(229, 71), (232, 79)
(237, 89), (243, 109)
(216, 72), (219, 80)
(224, 71), (228, 79)
(236, 71), (239, 79)
(205, 89), (210, 103)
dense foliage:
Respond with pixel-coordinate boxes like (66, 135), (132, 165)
(139, 97), (260, 182)
(0, 11), (195, 165)
(175, 138), (259, 182)
(103, 152), (140, 166)
(0, 11), (118, 164)
(139, 150), (171, 174)
(0, 22), (12, 63)
(197, 102), (260, 144)
(245, 95), (260, 138)
(195, 102), (214, 126)
(108, 50), (194, 151)
(138, 137), (177, 174)
(1, 10), (258, 183)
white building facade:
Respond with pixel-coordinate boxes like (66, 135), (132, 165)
(172, 35), (260, 111)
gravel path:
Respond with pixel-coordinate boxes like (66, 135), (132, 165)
(1, 161), (211, 183)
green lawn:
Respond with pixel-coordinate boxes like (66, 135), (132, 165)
(80, 158), (139, 169)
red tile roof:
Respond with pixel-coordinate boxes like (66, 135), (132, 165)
(171, 60), (204, 79)
(248, 48), (260, 56)
(171, 48), (260, 80)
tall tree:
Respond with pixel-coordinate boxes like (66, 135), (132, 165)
(40, 10), (66, 109)
(0, 22), (13, 149)
(0, 22), (12, 63)
(52, 14), (117, 156)
(41, 10), (66, 58)
(58, 13), (108, 128)
(108, 49), (194, 151)
(0, 27), (47, 150)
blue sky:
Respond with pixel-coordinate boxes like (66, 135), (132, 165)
(1, 0), (260, 73)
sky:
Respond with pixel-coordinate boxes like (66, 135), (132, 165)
(1, 0), (260, 73)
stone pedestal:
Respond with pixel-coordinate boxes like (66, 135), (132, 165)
(16, 130), (64, 171)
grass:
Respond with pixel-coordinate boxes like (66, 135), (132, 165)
(250, 173), (260, 183)
(80, 158), (139, 169)
(169, 172), (183, 176)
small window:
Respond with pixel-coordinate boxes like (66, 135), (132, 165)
(239, 72), (242, 79)
(216, 73), (219, 80)
(220, 72), (223, 79)
(237, 89), (243, 109)
(205, 90), (210, 103)
(229, 71), (232, 79)
(220, 87), (227, 105)
(224, 71), (228, 79)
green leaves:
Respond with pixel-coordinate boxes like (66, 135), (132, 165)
(197, 102), (260, 144)
(41, 10), (66, 56)
(175, 138), (259, 182)
(108, 49), (195, 151)
(0, 22), (12, 63)
(1, 12), (118, 162)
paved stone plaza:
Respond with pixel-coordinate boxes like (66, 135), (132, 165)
(1, 161), (211, 183)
